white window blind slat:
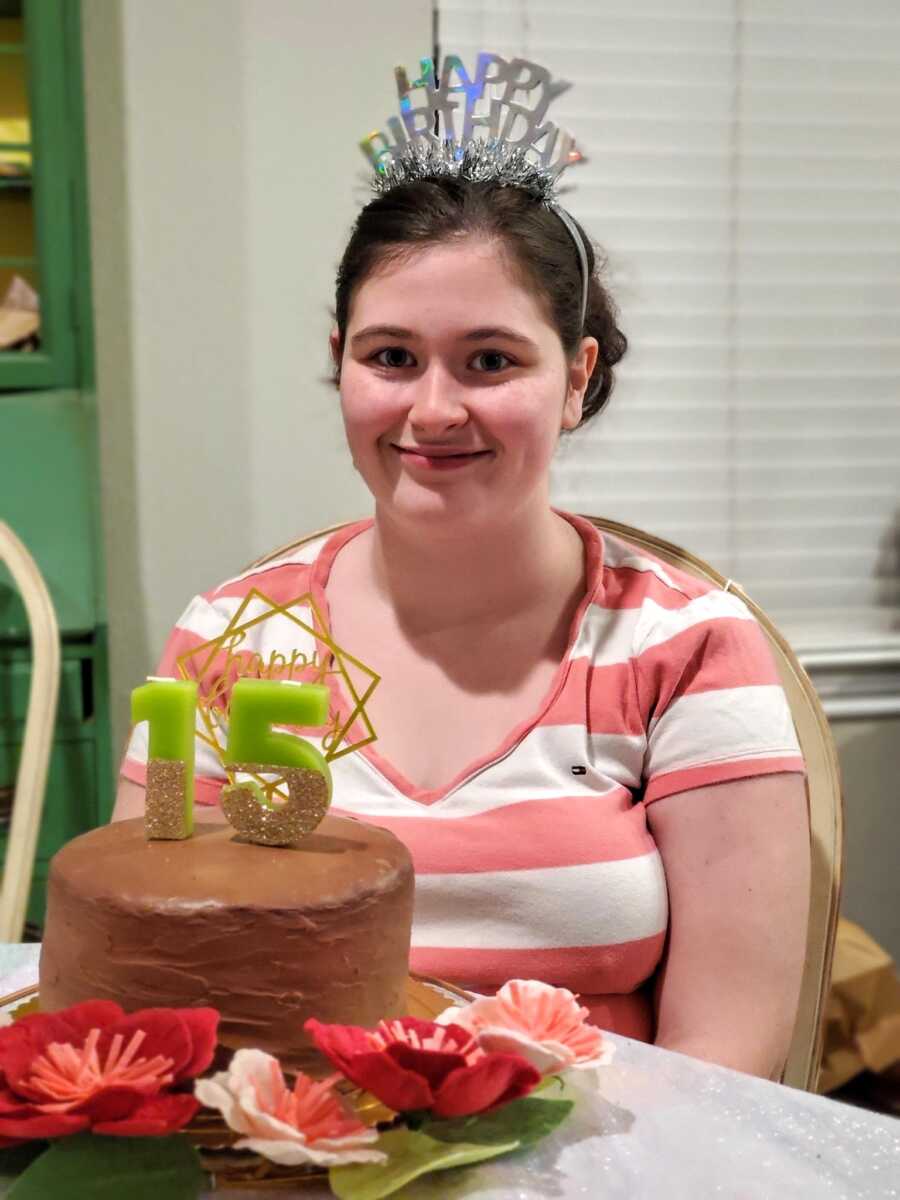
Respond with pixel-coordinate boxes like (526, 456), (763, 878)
(445, 0), (900, 21)
(438, 3), (900, 642)
(751, 1), (900, 24)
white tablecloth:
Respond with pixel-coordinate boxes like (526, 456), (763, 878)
(2, 944), (898, 1199)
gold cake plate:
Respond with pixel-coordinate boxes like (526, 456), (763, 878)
(0, 975), (473, 1192)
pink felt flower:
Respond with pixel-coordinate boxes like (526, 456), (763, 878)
(194, 1049), (385, 1168)
(437, 980), (615, 1075)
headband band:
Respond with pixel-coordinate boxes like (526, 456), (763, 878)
(548, 202), (589, 330)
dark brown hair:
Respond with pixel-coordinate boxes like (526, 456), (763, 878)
(332, 177), (627, 427)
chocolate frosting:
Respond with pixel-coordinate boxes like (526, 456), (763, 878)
(39, 815), (414, 1070)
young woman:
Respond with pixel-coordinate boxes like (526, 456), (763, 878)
(114, 174), (810, 1081)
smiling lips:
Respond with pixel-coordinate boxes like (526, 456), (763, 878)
(392, 445), (493, 471)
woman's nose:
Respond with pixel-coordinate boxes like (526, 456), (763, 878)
(407, 363), (468, 431)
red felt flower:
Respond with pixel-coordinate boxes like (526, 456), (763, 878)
(0, 1000), (219, 1147)
(305, 1016), (540, 1119)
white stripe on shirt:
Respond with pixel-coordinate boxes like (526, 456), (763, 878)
(411, 852), (668, 950)
(647, 684), (798, 776)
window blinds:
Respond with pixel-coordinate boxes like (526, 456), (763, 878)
(436, 1), (900, 649)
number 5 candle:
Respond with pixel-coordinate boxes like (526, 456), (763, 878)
(222, 678), (333, 847)
(225, 678), (331, 785)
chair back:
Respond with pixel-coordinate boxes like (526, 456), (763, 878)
(583, 517), (843, 1092)
(248, 514), (843, 1092)
(0, 522), (60, 941)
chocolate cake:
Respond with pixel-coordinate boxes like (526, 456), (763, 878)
(38, 814), (414, 1070)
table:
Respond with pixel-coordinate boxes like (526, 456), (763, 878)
(2, 945), (898, 1198)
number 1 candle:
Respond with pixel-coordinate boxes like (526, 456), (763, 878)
(132, 677), (198, 840)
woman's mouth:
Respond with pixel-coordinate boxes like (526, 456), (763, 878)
(392, 445), (493, 471)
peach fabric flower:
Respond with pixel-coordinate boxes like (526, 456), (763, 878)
(437, 980), (615, 1076)
(194, 1049), (386, 1168)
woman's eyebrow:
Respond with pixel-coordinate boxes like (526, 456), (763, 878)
(461, 326), (537, 348)
(350, 324), (415, 346)
(351, 324), (537, 348)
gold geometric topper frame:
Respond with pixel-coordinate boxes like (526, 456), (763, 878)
(175, 588), (379, 805)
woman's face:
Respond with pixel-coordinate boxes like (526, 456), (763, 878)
(333, 237), (597, 532)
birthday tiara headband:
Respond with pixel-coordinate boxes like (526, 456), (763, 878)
(359, 52), (590, 328)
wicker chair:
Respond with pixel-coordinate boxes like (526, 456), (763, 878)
(248, 514), (843, 1092)
(0, 522), (60, 942)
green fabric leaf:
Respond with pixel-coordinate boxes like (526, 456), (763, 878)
(533, 1072), (566, 1095)
(6, 1134), (206, 1200)
(425, 1095), (574, 1149)
(329, 1126), (519, 1200)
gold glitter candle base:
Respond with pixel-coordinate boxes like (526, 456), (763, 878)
(145, 759), (191, 839)
(222, 764), (330, 846)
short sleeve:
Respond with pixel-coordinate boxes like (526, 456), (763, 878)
(634, 588), (806, 804)
(120, 595), (230, 806)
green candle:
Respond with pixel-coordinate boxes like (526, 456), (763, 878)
(224, 678), (332, 798)
(132, 677), (198, 837)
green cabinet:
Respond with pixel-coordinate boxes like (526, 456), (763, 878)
(0, 0), (109, 934)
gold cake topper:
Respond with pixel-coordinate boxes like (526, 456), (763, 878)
(142, 589), (380, 847)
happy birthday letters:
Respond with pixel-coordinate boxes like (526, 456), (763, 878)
(361, 52), (578, 176)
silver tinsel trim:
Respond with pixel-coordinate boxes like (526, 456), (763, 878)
(371, 140), (561, 206)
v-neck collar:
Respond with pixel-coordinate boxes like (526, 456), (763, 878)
(309, 511), (605, 807)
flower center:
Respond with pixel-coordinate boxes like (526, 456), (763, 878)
(252, 1064), (368, 1143)
(373, 1020), (484, 1066)
(25, 1027), (175, 1112)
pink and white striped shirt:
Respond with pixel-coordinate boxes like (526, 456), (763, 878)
(123, 514), (805, 1041)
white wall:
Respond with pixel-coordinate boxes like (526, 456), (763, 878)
(81, 0), (432, 754)
(830, 718), (900, 962)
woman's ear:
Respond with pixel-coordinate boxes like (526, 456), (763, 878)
(329, 327), (343, 373)
(562, 336), (600, 429)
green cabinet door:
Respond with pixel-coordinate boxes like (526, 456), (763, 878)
(0, 734), (98, 932)
(0, 391), (99, 636)
(0, 636), (107, 932)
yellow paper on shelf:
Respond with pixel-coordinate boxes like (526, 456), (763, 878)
(0, 117), (31, 171)
(819, 918), (900, 1093)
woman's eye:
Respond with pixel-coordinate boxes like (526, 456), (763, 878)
(374, 347), (414, 368)
(471, 350), (512, 373)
